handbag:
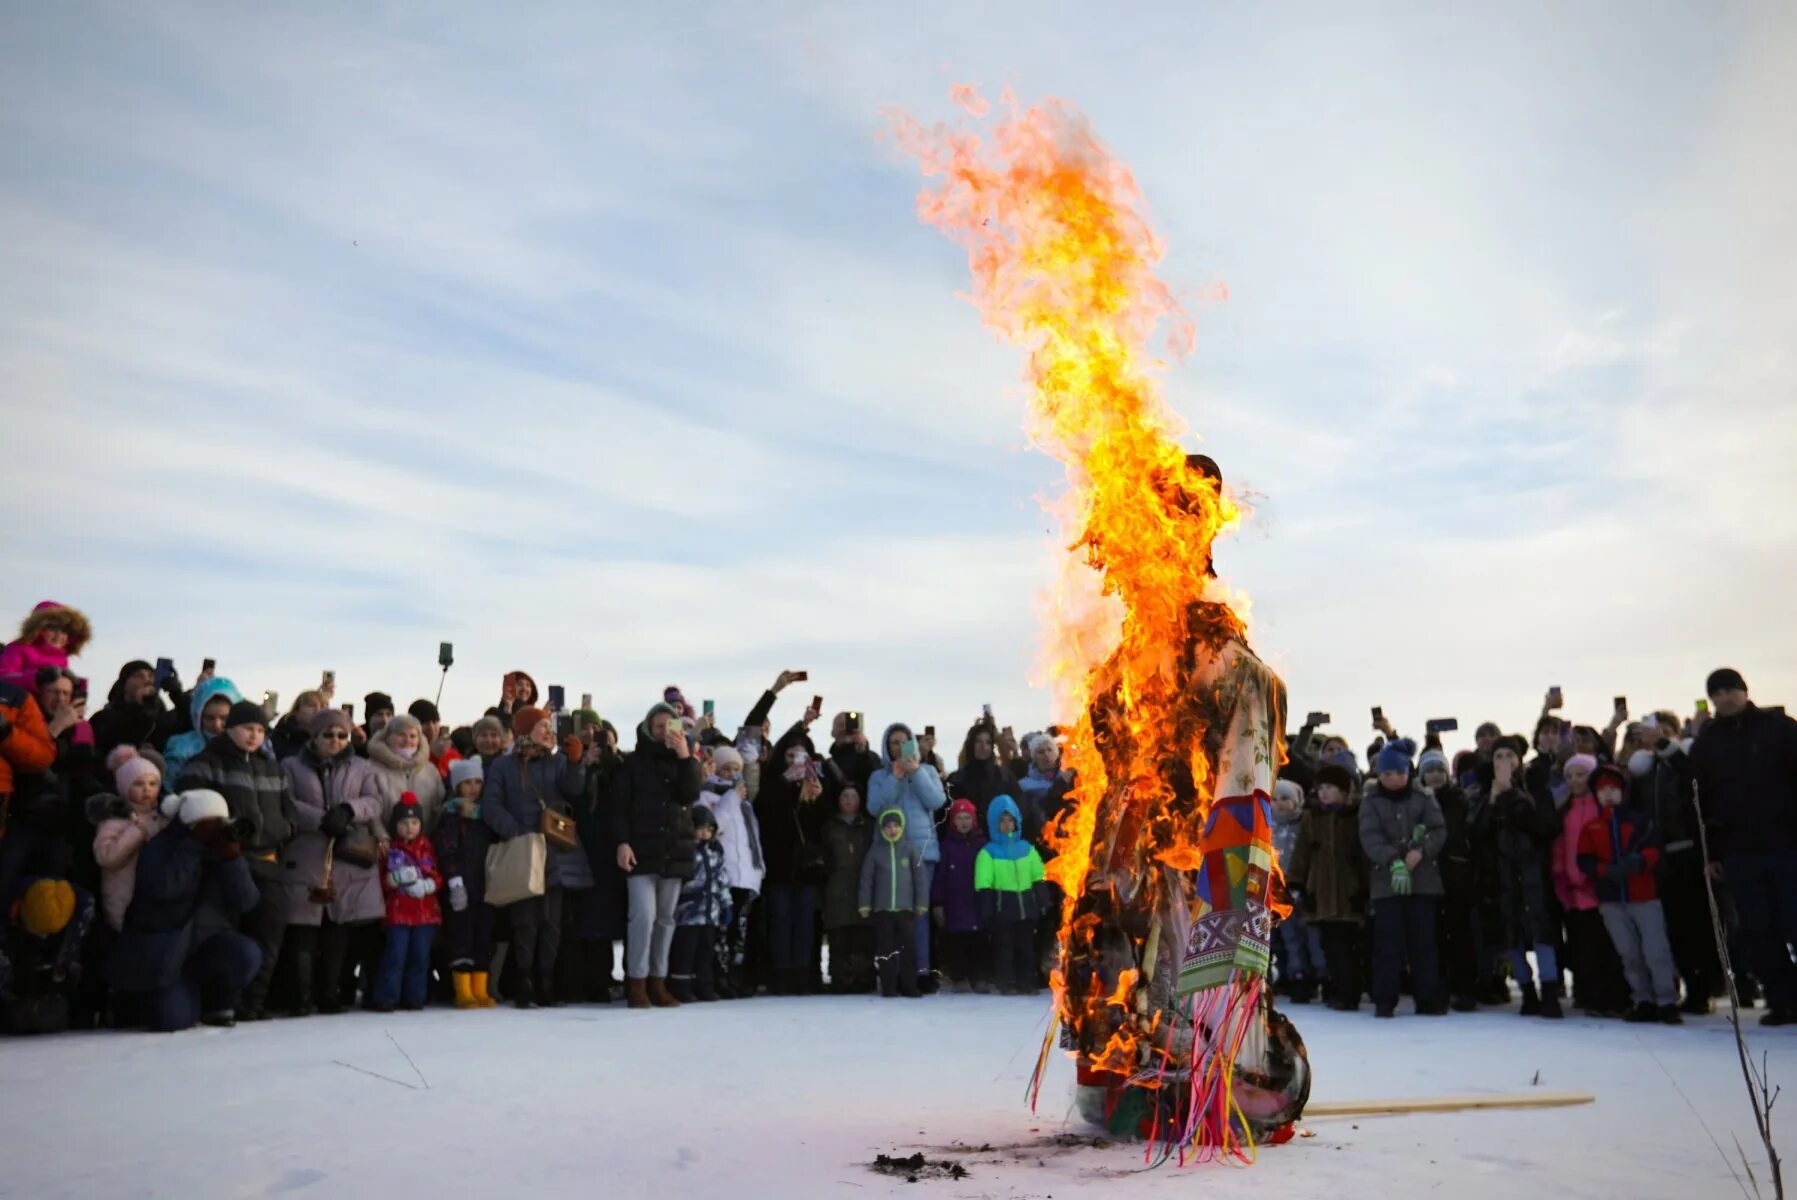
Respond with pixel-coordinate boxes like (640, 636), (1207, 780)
(523, 757), (580, 852)
(334, 827), (382, 868)
(485, 833), (548, 907)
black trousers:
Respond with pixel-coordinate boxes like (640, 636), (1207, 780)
(441, 894), (495, 970)
(939, 929), (989, 985)
(1372, 895), (1440, 1010)
(828, 925), (875, 989)
(1317, 921), (1363, 1008)
(240, 873), (289, 1011)
(1438, 887), (1479, 1001)
(507, 887), (564, 979)
(669, 924), (718, 998)
(873, 911), (917, 997)
(1659, 849), (1720, 1001)
(991, 919), (1036, 993)
(1565, 907), (1630, 1011)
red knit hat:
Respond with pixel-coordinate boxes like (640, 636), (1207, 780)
(949, 798), (977, 820)
(512, 706), (549, 738)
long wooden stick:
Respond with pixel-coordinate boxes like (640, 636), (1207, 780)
(1305, 1090), (1594, 1118)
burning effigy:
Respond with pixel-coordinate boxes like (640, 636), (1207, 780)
(894, 87), (1310, 1164)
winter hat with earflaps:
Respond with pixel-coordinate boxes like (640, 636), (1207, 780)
(164, 788), (230, 825)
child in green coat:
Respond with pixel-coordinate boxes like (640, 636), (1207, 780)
(976, 796), (1047, 995)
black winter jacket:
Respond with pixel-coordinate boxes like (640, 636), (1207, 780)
(1690, 705), (1797, 858)
(609, 732), (703, 881)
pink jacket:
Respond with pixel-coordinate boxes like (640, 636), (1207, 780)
(0, 638), (67, 691)
(1552, 791), (1601, 912)
(91, 798), (170, 931)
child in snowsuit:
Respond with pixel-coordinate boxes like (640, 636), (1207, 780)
(1577, 762), (1681, 1024)
(435, 759), (496, 1008)
(822, 782), (875, 993)
(670, 806), (731, 1001)
(374, 794), (442, 1011)
(931, 798), (988, 992)
(1271, 778), (1325, 1003)
(696, 745), (762, 998)
(1286, 761), (1368, 1011)
(859, 808), (928, 998)
(975, 796), (1047, 995)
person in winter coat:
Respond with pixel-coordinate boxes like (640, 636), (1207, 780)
(1690, 667), (1797, 1025)
(827, 713), (883, 798)
(695, 745), (762, 999)
(609, 702), (701, 1009)
(87, 660), (185, 760)
(176, 700), (297, 1020)
(0, 680), (58, 902)
(1270, 778), (1324, 1003)
(1476, 738), (1565, 1018)
(930, 798), (988, 992)
(1358, 742), (1447, 1017)
(1554, 753), (1629, 1016)
(2, 876), (95, 1035)
(975, 795), (1047, 995)
(822, 781), (875, 993)
(270, 691), (326, 762)
(34, 668), (103, 889)
(278, 707), (387, 1015)
(866, 722), (947, 993)
(859, 808), (928, 998)
(1012, 733), (1074, 847)
(110, 790), (263, 1031)
(1628, 724), (1718, 1013)
(949, 719), (1016, 834)
(162, 676), (250, 784)
(373, 795), (442, 1012)
(1286, 761), (1367, 1011)
(89, 750), (170, 932)
(437, 758), (497, 1008)
(484, 706), (591, 1009)
(755, 722), (829, 995)
(1418, 748), (1479, 1012)
(669, 806), (731, 1002)
(1577, 763), (1681, 1024)
(367, 714), (447, 832)
(0, 601), (90, 691)
(563, 719), (626, 1005)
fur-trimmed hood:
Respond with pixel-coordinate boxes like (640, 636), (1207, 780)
(19, 601), (91, 655)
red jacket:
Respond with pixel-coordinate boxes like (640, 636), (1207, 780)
(0, 684), (56, 801)
(1576, 805), (1661, 905)
(381, 835), (444, 926)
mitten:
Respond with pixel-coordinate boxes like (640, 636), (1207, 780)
(391, 863), (420, 887)
(448, 877), (468, 912)
(320, 803), (354, 838)
(858, 907), (871, 919)
(1390, 860), (1413, 896)
(562, 735), (585, 764)
(418, 877), (438, 897)
(402, 878), (429, 898)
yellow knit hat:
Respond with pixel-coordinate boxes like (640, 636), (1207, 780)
(19, 879), (76, 938)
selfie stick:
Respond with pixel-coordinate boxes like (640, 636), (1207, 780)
(435, 661), (451, 707)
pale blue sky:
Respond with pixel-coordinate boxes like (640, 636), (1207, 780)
(3, 3), (1793, 751)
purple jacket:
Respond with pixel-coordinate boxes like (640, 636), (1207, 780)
(931, 825), (987, 932)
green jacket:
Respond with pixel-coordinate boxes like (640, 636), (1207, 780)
(975, 798), (1047, 923)
(859, 809), (929, 914)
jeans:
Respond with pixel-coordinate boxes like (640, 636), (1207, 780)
(914, 863), (936, 974)
(1508, 943), (1560, 989)
(1371, 895), (1440, 1011)
(134, 931), (262, 1031)
(625, 874), (681, 978)
(1277, 913), (1325, 981)
(1723, 850), (1797, 1012)
(763, 882), (819, 975)
(1600, 900), (1679, 1006)
(374, 924), (437, 1007)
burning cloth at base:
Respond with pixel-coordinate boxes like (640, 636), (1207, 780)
(894, 88), (1309, 1163)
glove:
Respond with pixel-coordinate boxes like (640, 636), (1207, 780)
(562, 735), (585, 764)
(391, 863), (420, 887)
(448, 877), (468, 912)
(320, 803), (354, 838)
(190, 817), (242, 861)
(858, 907), (871, 919)
(1390, 860), (1413, 896)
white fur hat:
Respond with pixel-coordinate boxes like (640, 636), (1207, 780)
(163, 788), (230, 825)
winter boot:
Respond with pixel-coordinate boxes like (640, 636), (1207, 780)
(1519, 980), (1541, 1016)
(1288, 977), (1317, 1005)
(1539, 981), (1565, 1020)
(453, 972), (477, 1010)
(916, 972), (939, 995)
(287, 947), (317, 1017)
(668, 976), (696, 1003)
(1625, 1001), (1659, 1024)
(1680, 990), (1713, 1016)
(627, 977), (652, 1009)
(511, 974), (536, 1010)
(201, 1009), (236, 1027)
(1760, 1009), (1797, 1027)
(1451, 994), (1479, 1013)
(1659, 1005), (1684, 1025)
(648, 977), (681, 1008)
(471, 972), (497, 1008)
(536, 974), (565, 1008)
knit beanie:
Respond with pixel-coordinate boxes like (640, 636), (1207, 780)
(407, 699), (441, 725)
(225, 699), (267, 730)
(114, 754), (161, 796)
(391, 791), (422, 828)
(1375, 742), (1414, 776)
(364, 691), (395, 722)
(1316, 763), (1355, 794)
(164, 788), (230, 825)
(512, 706), (550, 738)
(709, 745), (744, 772)
(20, 879), (77, 938)
(448, 758), (485, 791)
(1706, 667), (1747, 696)
(948, 797), (977, 821)
(1564, 753), (1599, 779)
(1417, 748), (1450, 777)
(691, 805), (718, 832)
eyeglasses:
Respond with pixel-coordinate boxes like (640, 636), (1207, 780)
(317, 730), (351, 741)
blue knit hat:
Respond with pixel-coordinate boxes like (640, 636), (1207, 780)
(1375, 741), (1414, 776)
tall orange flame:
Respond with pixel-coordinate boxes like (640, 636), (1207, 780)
(894, 88), (1271, 1080)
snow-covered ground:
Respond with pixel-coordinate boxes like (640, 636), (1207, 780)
(5, 993), (1791, 1199)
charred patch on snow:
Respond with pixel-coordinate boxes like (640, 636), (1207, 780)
(870, 1151), (970, 1183)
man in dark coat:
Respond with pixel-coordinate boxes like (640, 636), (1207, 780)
(87, 661), (187, 759)
(1690, 668), (1797, 1025)
(176, 701), (297, 1020)
(110, 790), (262, 1031)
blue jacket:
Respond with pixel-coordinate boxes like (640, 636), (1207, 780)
(481, 749), (593, 890)
(865, 722), (947, 864)
(110, 822), (261, 991)
(160, 677), (243, 782)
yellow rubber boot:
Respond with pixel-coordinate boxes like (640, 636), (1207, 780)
(471, 971), (497, 1008)
(453, 972), (477, 1009)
